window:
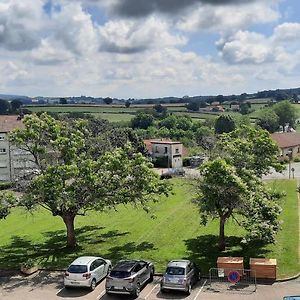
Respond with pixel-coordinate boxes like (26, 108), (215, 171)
(175, 148), (179, 154)
(0, 148), (6, 154)
(155, 146), (159, 153)
(67, 265), (88, 274)
(164, 147), (168, 154)
(0, 136), (4, 141)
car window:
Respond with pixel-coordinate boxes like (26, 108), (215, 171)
(140, 262), (147, 269)
(110, 271), (131, 278)
(166, 267), (185, 276)
(68, 265), (88, 274)
(90, 261), (97, 271)
(133, 263), (142, 273)
(186, 264), (192, 274)
(95, 259), (105, 268)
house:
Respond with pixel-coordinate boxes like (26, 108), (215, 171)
(0, 115), (35, 182)
(144, 139), (183, 168)
(271, 132), (300, 159)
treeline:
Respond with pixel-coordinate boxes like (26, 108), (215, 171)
(0, 99), (23, 115)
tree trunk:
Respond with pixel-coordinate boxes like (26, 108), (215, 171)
(62, 214), (77, 248)
(219, 216), (226, 251)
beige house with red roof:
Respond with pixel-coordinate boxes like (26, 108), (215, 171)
(0, 115), (34, 181)
(271, 132), (300, 159)
(144, 139), (183, 168)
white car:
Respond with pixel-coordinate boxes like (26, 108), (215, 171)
(64, 256), (112, 290)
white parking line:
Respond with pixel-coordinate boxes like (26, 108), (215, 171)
(145, 283), (159, 300)
(193, 279), (207, 300)
(97, 290), (106, 299)
(56, 287), (64, 295)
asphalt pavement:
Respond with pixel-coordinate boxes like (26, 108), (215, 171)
(1, 271), (299, 300)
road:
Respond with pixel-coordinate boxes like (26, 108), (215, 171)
(1, 271), (299, 300)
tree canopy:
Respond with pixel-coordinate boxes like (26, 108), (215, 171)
(214, 115), (236, 134)
(10, 113), (170, 248)
(273, 100), (297, 131)
(194, 126), (283, 250)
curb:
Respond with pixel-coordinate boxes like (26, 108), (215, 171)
(275, 272), (300, 282)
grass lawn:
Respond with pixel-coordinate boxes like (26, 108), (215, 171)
(0, 179), (298, 278)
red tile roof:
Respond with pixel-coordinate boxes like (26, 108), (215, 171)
(271, 133), (300, 149)
(0, 115), (24, 133)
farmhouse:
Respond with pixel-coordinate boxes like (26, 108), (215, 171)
(144, 139), (183, 168)
(0, 115), (34, 182)
(271, 132), (300, 159)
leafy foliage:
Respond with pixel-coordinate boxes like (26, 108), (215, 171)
(10, 113), (170, 247)
(214, 115), (236, 134)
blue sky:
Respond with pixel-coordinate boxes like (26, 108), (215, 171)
(0, 0), (299, 98)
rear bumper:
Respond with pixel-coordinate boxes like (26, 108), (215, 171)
(64, 278), (91, 288)
(106, 285), (135, 295)
(161, 283), (187, 291)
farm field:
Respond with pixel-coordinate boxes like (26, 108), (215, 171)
(0, 179), (298, 278)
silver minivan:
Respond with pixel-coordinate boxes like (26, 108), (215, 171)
(160, 260), (200, 295)
(64, 256), (112, 290)
(105, 259), (154, 297)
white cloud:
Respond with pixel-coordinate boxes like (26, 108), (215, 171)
(98, 17), (187, 53)
(217, 31), (283, 64)
(273, 22), (300, 42)
(177, 2), (280, 33)
(0, 0), (45, 51)
(51, 2), (100, 56)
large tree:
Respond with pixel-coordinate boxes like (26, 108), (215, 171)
(10, 113), (170, 248)
(256, 109), (280, 133)
(273, 100), (297, 131)
(195, 159), (248, 250)
(0, 99), (10, 115)
(194, 126), (283, 250)
(214, 115), (236, 134)
(218, 126), (283, 177)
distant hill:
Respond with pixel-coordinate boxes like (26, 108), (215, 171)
(2, 86), (300, 105)
(0, 94), (32, 104)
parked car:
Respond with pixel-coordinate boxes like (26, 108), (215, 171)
(64, 256), (112, 290)
(283, 297), (300, 300)
(160, 168), (185, 179)
(160, 260), (200, 295)
(105, 259), (154, 297)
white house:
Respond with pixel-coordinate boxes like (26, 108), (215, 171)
(144, 139), (183, 168)
(0, 115), (35, 182)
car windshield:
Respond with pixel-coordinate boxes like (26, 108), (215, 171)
(68, 265), (88, 274)
(110, 271), (131, 278)
(166, 267), (185, 276)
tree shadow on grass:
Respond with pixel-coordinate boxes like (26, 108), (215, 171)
(104, 241), (157, 262)
(0, 225), (130, 271)
(184, 234), (271, 275)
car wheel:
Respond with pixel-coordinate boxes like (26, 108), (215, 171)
(133, 283), (140, 298)
(186, 283), (192, 295)
(90, 279), (97, 291)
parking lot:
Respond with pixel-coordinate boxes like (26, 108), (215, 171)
(1, 271), (299, 300)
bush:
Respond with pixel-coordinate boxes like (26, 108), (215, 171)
(0, 182), (14, 190)
(293, 156), (300, 162)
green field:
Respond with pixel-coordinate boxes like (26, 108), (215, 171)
(25, 102), (271, 124)
(0, 179), (298, 277)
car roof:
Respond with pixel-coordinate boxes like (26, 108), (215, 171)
(112, 260), (142, 272)
(167, 260), (191, 268)
(71, 256), (100, 265)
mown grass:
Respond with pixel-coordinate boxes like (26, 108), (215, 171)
(0, 179), (298, 277)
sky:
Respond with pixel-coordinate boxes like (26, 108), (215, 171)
(0, 0), (299, 99)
